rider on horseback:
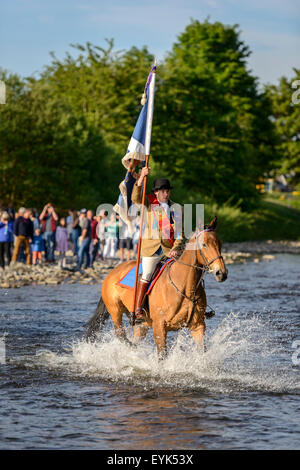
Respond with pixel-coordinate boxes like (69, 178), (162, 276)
(131, 166), (186, 323)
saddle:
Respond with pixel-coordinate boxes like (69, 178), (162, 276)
(146, 257), (173, 295)
(117, 257), (173, 293)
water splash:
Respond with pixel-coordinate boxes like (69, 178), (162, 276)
(29, 312), (299, 395)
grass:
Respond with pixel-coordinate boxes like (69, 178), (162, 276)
(146, 168), (300, 242)
(203, 197), (300, 243)
(265, 192), (300, 211)
(250, 198), (300, 241)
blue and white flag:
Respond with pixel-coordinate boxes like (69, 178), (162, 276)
(114, 66), (156, 233)
(121, 88), (149, 171)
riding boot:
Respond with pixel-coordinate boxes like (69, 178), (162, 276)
(134, 279), (149, 324)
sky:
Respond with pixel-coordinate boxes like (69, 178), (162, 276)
(0, 0), (299, 86)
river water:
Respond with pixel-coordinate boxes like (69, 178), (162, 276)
(0, 254), (299, 450)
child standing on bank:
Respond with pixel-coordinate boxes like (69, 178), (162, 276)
(31, 227), (44, 265)
(55, 217), (68, 268)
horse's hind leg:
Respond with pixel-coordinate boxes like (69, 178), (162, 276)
(109, 302), (132, 346)
(133, 324), (149, 343)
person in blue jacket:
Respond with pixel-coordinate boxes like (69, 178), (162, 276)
(0, 212), (14, 269)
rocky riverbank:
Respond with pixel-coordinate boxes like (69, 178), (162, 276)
(222, 239), (300, 265)
(0, 240), (299, 289)
(223, 239), (300, 255)
(0, 258), (113, 289)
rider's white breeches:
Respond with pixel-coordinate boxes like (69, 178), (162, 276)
(141, 253), (164, 282)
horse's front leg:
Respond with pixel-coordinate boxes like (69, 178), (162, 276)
(189, 323), (206, 351)
(152, 320), (167, 360)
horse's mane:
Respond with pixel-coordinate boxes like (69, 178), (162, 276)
(175, 231), (196, 257)
(175, 226), (216, 257)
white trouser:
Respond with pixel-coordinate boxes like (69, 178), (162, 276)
(103, 238), (117, 258)
(141, 253), (164, 282)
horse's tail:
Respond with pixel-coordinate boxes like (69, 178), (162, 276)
(85, 296), (109, 341)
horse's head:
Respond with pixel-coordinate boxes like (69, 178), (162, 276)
(188, 216), (228, 282)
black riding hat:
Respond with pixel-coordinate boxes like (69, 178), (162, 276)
(151, 178), (173, 192)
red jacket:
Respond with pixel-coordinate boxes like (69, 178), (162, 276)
(41, 213), (57, 233)
(91, 219), (98, 240)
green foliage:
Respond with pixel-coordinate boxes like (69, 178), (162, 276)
(0, 70), (114, 213)
(212, 197), (300, 242)
(253, 198), (300, 241)
(265, 70), (300, 185)
(153, 19), (277, 211)
(42, 41), (154, 157)
(266, 191), (300, 211)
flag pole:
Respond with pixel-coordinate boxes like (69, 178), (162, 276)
(131, 62), (156, 325)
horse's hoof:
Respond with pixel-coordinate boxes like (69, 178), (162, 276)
(134, 316), (147, 325)
(157, 352), (167, 361)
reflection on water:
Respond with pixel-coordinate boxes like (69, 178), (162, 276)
(0, 254), (299, 449)
(94, 393), (208, 450)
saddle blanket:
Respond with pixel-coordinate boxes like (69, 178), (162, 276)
(118, 259), (173, 295)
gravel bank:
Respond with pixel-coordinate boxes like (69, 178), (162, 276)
(0, 241), (298, 288)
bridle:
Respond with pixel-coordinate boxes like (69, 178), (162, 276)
(170, 228), (224, 272)
(167, 228), (224, 322)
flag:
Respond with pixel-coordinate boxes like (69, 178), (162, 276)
(113, 65), (156, 234)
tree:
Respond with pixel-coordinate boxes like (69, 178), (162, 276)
(0, 44), (155, 212)
(0, 70), (113, 212)
(41, 42), (154, 158)
(152, 19), (277, 209)
(265, 69), (300, 186)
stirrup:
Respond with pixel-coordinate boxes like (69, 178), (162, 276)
(129, 311), (146, 326)
(134, 308), (147, 324)
(205, 310), (215, 319)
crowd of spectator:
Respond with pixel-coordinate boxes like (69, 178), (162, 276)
(0, 202), (140, 271)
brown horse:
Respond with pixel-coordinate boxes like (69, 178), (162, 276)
(86, 216), (227, 358)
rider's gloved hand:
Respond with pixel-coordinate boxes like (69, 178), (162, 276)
(169, 250), (178, 258)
